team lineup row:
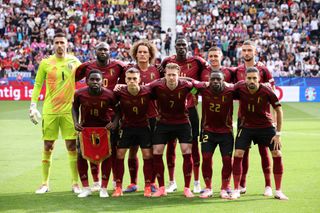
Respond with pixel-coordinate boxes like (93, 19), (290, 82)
(29, 29), (288, 200)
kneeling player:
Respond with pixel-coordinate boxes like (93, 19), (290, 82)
(112, 68), (154, 197)
(193, 72), (234, 199)
(72, 70), (118, 198)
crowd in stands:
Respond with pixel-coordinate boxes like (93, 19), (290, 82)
(0, 0), (319, 80)
(176, 0), (320, 77)
(0, 0), (162, 80)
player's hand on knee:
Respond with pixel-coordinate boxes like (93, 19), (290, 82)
(29, 102), (41, 125)
(271, 135), (281, 150)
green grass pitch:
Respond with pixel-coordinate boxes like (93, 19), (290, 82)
(0, 101), (319, 213)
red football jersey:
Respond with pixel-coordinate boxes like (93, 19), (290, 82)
(75, 59), (126, 90)
(234, 81), (281, 128)
(194, 82), (234, 133)
(123, 64), (160, 118)
(73, 87), (117, 127)
(160, 55), (210, 108)
(234, 64), (274, 86)
(114, 85), (153, 128)
(149, 79), (193, 125)
(200, 66), (235, 83)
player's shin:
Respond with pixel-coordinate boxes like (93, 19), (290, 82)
(192, 140), (200, 181)
(77, 155), (89, 187)
(221, 155), (232, 190)
(240, 149), (249, 188)
(68, 151), (79, 184)
(233, 156), (243, 190)
(273, 157), (284, 190)
(153, 154), (165, 187)
(90, 162), (99, 183)
(101, 158), (112, 188)
(201, 152), (213, 189)
(182, 153), (193, 188)
(128, 156), (139, 185)
(143, 158), (153, 187)
(115, 158), (124, 188)
(41, 150), (52, 185)
(166, 139), (176, 181)
(259, 145), (271, 187)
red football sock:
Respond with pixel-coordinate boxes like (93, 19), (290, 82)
(221, 155), (232, 190)
(192, 140), (200, 181)
(111, 144), (117, 181)
(101, 157), (112, 188)
(166, 139), (176, 181)
(183, 153), (193, 188)
(77, 155), (89, 187)
(153, 154), (165, 187)
(233, 156), (243, 190)
(201, 152), (213, 189)
(128, 157), (139, 184)
(273, 157), (284, 190)
(259, 145), (271, 187)
(143, 158), (153, 187)
(90, 162), (99, 182)
(240, 149), (249, 187)
(115, 158), (124, 188)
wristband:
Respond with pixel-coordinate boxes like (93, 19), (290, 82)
(276, 131), (281, 136)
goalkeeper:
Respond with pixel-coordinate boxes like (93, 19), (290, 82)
(30, 29), (82, 194)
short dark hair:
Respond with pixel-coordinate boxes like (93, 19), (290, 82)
(210, 71), (224, 79)
(54, 28), (66, 38)
(88, 69), (102, 78)
(246, 67), (259, 74)
(125, 67), (140, 76)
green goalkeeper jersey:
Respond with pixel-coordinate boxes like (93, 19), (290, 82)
(31, 54), (81, 115)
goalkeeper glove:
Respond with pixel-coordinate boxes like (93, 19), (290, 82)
(29, 102), (41, 125)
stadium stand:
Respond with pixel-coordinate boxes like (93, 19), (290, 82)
(0, 0), (162, 79)
(176, 0), (320, 77)
(0, 0), (319, 79)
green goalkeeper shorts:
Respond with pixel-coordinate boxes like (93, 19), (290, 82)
(42, 113), (77, 141)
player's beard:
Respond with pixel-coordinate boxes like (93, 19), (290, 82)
(97, 54), (109, 64)
(243, 56), (253, 62)
(248, 83), (257, 90)
(89, 86), (101, 95)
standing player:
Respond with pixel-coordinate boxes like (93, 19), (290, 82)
(72, 70), (118, 198)
(150, 63), (194, 198)
(112, 68), (154, 197)
(160, 38), (210, 193)
(201, 46), (235, 83)
(231, 67), (288, 200)
(193, 72), (234, 199)
(234, 40), (275, 196)
(30, 29), (81, 194)
(75, 42), (126, 191)
(122, 40), (160, 193)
